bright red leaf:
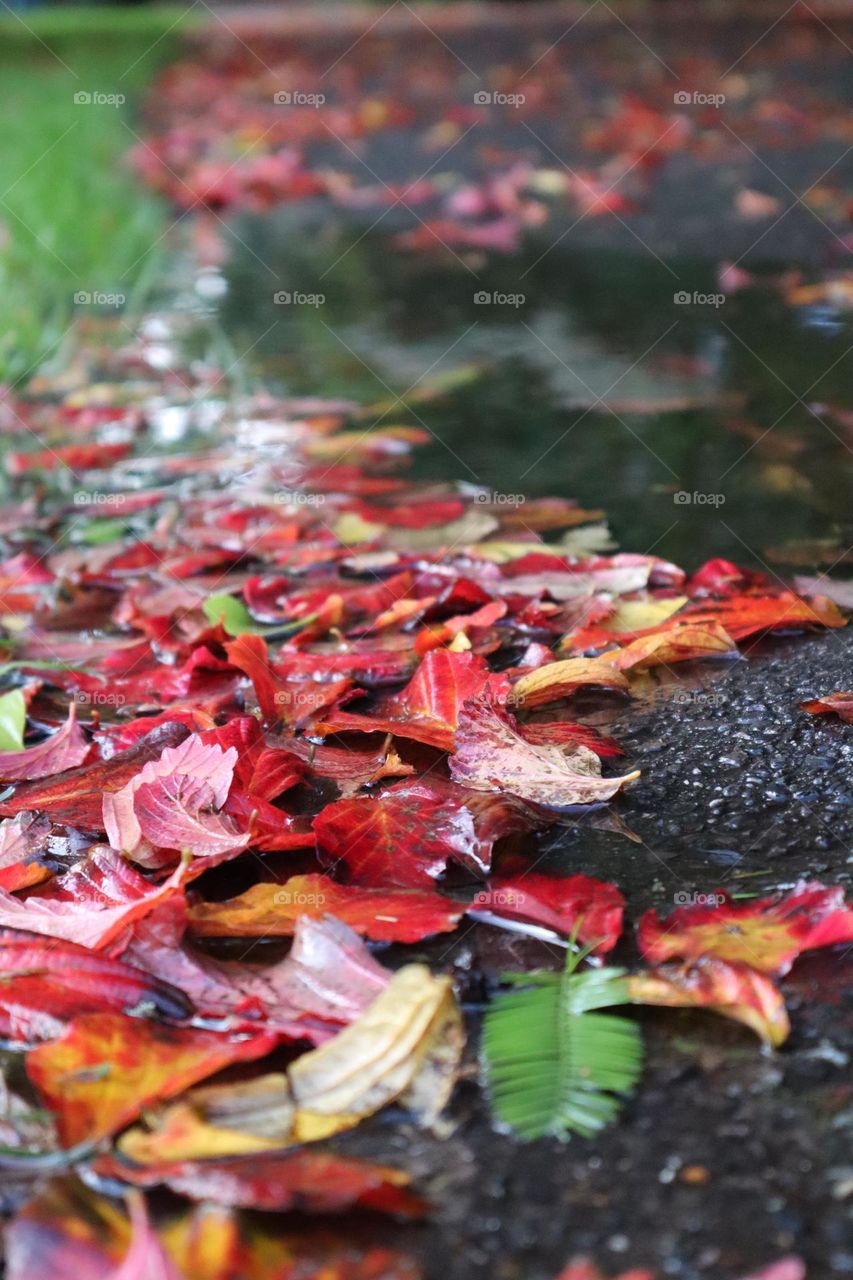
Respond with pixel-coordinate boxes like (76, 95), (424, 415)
(469, 872), (625, 953)
(638, 881), (853, 974)
(312, 778), (527, 886)
(316, 648), (499, 749)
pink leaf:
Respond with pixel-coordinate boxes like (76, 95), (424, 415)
(133, 774), (249, 858)
(0, 812), (51, 868)
(103, 735), (238, 854)
(0, 849), (189, 951)
(122, 902), (388, 1040)
(107, 1193), (182, 1280)
(0, 703), (89, 782)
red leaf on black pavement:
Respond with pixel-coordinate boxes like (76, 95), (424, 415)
(469, 872), (625, 953)
(800, 691), (853, 723)
(638, 881), (853, 975)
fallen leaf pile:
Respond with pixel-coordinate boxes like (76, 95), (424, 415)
(0, 307), (847, 1277)
(128, 16), (853, 259)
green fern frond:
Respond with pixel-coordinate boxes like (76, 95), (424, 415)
(483, 955), (643, 1141)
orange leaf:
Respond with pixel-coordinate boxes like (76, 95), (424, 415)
(602, 621), (737, 672)
(27, 1013), (277, 1146)
(638, 881), (853, 974)
(628, 956), (789, 1047)
(681, 591), (845, 641)
(187, 873), (464, 944)
(801, 691), (853, 723)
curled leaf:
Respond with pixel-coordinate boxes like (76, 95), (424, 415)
(287, 963), (463, 1141)
(508, 657), (628, 708)
(628, 957), (789, 1047)
(0, 703), (89, 782)
(601, 621), (737, 672)
(450, 692), (639, 808)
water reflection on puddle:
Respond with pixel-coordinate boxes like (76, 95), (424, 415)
(220, 225), (853, 574)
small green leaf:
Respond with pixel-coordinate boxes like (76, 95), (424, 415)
(483, 953), (643, 1141)
(74, 518), (129, 546)
(0, 688), (26, 751)
(203, 592), (255, 637)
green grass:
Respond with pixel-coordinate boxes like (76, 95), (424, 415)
(0, 7), (197, 384)
(0, 5), (198, 46)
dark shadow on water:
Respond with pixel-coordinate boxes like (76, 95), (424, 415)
(221, 217), (852, 571)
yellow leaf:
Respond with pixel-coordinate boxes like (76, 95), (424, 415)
(473, 540), (547, 563)
(118, 1077), (293, 1164)
(119, 968), (463, 1154)
(604, 596), (687, 632)
(601, 622), (737, 672)
(332, 513), (385, 545)
(509, 656), (629, 708)
(289, 963), (463, 1141)
(628, 958), (789, 1047)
